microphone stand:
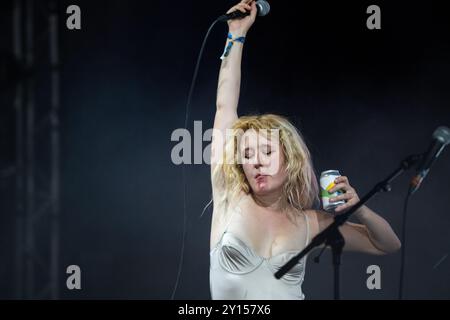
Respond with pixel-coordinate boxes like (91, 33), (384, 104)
(274, 153), (423, 300)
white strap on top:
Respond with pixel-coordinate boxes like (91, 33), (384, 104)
(223, 205), (241, 234)
(303, 211), (310, 247)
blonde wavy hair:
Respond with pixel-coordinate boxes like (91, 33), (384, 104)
(212, 114), (319, 220)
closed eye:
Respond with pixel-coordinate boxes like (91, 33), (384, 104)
(263, 147), (273, 155)
(243, 149), (253, 159)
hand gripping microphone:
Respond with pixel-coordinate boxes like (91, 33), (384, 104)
(217, 0), (271, 22)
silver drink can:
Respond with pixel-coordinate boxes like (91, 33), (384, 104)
(320, 170), (346, 213)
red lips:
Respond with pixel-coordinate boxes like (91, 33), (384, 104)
(255, 174), (268, 181)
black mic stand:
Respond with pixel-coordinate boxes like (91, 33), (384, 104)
(274, 154), (423, 300)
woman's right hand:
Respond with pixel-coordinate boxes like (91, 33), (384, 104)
(227, 0), (257, 36)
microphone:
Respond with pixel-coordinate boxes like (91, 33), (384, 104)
(218, 0), (271, 22)
(410, 126), (450, 194)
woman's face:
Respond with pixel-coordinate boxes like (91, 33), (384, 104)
(240, 129), (288, 196)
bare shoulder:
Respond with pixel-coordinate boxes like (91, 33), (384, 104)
(211, 192), (246, 232)
(303, 209), (333, 236)
(210, 192), (247, 249)
(303, 209), (321, 225)
(210, 205), (226, 250)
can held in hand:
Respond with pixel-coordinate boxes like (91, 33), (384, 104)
(320, 170), (346, 213)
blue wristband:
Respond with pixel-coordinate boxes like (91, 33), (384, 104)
(220, 32), (246, 60)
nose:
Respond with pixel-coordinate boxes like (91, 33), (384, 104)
(253, 151), (265, 169)
(254, 162), (262, 169)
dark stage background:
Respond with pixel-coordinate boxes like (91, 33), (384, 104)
(1, 0), (450, 299)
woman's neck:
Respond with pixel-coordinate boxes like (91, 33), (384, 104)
(251, 191), (286, 212)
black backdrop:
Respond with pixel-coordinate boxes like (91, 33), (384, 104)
(1, 0), (449, 299)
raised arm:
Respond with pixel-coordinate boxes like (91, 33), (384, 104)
(211, 1), (257, 179)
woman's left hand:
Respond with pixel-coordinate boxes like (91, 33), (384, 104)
(328, 176), (360, 214)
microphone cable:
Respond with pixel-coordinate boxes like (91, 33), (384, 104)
(170, 18), (221, 300)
